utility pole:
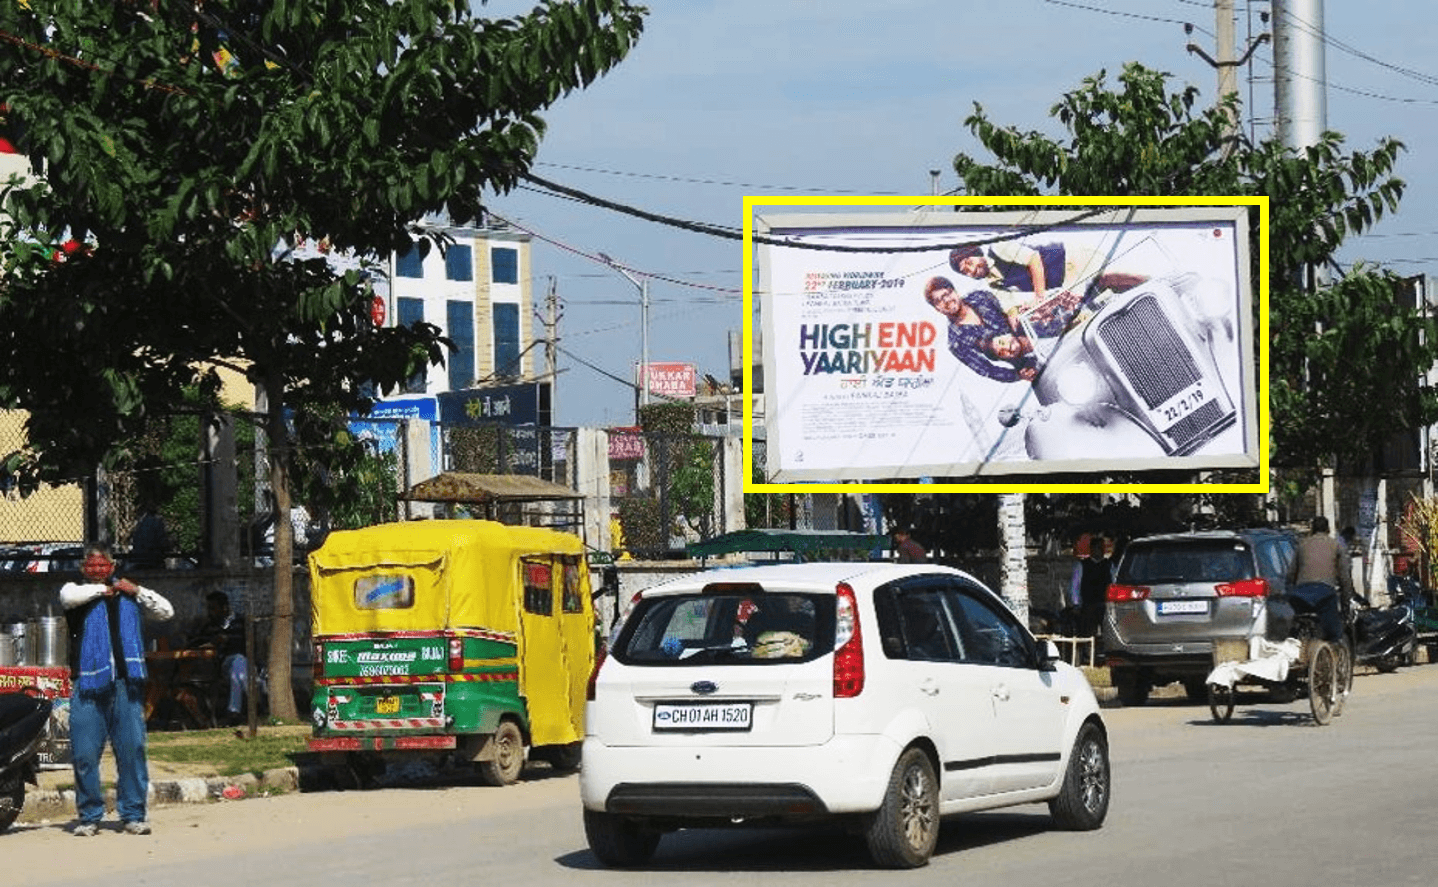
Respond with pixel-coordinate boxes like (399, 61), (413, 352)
(541, 275), (560, 420)
(1273, 0), (1340, 524)
(1185, 0), (1269, 141)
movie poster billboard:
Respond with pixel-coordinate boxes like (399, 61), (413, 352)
(753, 204), (1262, 484)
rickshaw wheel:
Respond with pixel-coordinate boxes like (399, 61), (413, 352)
(1207, 684), (1235, 722)
(1308, 642), (1338, 726)
(479, 720), (527, 786)
(1333, 641), (1353, 717)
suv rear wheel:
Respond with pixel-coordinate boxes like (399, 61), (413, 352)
(584, 809), (660, 867)
(864, 747), (939, 868)
(1111, 669), (1150, 706)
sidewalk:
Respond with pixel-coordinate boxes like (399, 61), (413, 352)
(22, 748), (301, 825)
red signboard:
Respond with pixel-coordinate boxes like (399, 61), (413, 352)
(607, 428), (646, 460)
(644, 362), (697, 399)
(370, 294), (387, 326)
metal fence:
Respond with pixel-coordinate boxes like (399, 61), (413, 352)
(2, 410), (737, 566)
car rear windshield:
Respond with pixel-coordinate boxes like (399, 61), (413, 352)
(613, 592), (834, 666)
(1118, 540), (1255, 584)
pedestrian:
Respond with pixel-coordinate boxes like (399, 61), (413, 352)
(187, 591), (248, 726)
(892, 527), (927, 563)
(1289, 516), (1350, 643)
(1075, 533), (1111, 637)
(61, 543), (174, 836)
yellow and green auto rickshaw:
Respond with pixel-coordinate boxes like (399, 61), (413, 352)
(306, 519), (594, 786)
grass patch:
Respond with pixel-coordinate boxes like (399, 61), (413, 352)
(147, 723), (312, 778)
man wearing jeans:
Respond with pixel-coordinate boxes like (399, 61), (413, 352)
(1290, 516), (1351, 643)
(61, 545), (173, 836)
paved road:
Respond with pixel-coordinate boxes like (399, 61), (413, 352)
(8, 665), (1438, 887)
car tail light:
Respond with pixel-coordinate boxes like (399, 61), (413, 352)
(586, 645), (608, 702)
(1107, 583), (1151, 602)
(312, 642), (324, 680)
(1215, 578), (1268, 598)
(448, 636), (464, 671)
(833, 582), (864, 698)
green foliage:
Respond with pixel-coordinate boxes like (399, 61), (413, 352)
(628, 402), (717, 549)
(0, 0), (647, 487)
(952, 62), (1438, 479)
(0, 0), (645, 719)
(287, 405), (400, 531)
(618, 496), (663, 557)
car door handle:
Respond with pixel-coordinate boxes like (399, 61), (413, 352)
(991, 685), (1010, 702)
(920, 677), (940, 696)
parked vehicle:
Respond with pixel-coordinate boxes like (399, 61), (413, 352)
(0, 691), (52, 831)
(1351, 591), (1418, 673)
(581, 562), (1109, 869)
(1102, 529), (1297, 706)
(306, 520), (594, 787)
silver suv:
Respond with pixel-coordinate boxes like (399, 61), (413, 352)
(1102, 529), (1297, 706)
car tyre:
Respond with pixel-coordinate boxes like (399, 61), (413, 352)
(478, 719), (526, 786)
(583, 809), (659, 867)
(0, 778), (23, 832)
(536, 741), (583, 773)
(864, 747), (939, 869)
(1112, 670), (1150, 707)
(1048, 722), (1110, 831)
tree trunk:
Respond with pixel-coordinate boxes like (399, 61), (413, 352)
(998, 493), (1030, 628)
(265, 372), (299, 722)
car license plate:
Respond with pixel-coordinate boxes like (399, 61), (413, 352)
(653, 702), (753, 731)
(1157, 600), (1208, 615)
(375, 695), (401, 715)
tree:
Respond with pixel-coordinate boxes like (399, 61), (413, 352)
(0, 0), (646, 719)
(952, 62), (1438, 478)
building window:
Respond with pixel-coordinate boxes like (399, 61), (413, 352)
(493, 302), (520, 377)
(447, 300), (475, 390)
(398, 298), (426, 393)
(395, 245), (423, 278)
(492, 247), (518, 284)
(445, 244), (473, 281)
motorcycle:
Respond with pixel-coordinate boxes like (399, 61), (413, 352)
(1349, 590), (1418, 674)
(0, 691), (53, 832)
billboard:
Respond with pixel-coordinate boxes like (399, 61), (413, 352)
(347, 395), (438, 455)
(751, 202), (1264, 487)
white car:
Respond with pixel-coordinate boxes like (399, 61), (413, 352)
(581, 562), (1110, 869)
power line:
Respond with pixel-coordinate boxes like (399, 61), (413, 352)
(532, 161), (900, 195)
(1041, 0), (1215, 38)
(521, 171), (1115, 253)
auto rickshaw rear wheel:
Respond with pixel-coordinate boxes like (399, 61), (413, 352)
(478, 719), (526, 786)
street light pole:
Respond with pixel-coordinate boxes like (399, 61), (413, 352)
(598, 253), (650, 413)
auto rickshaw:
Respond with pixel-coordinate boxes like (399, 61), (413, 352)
(306, 520), (594, 786)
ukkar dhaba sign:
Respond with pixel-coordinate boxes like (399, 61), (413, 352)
(751, 202), (1264, 486)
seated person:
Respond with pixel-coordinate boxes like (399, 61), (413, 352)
(188, 591), (248, 724)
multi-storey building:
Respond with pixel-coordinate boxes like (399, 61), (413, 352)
(387, 217), (534, 395)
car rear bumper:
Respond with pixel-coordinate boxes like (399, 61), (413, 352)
(579, 733), (904, 816)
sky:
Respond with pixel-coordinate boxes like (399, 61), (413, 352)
(477, 0), (1438, 429)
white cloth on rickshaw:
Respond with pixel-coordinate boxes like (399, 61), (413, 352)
(1206, 637), (1304, 688)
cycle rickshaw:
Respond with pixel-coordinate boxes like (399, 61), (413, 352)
(1205, 606), (1353, 726)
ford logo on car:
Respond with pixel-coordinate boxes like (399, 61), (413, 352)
(690, 681), (718, 695)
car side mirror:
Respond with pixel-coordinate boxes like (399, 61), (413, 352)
(1038, 639), (1062, 672)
